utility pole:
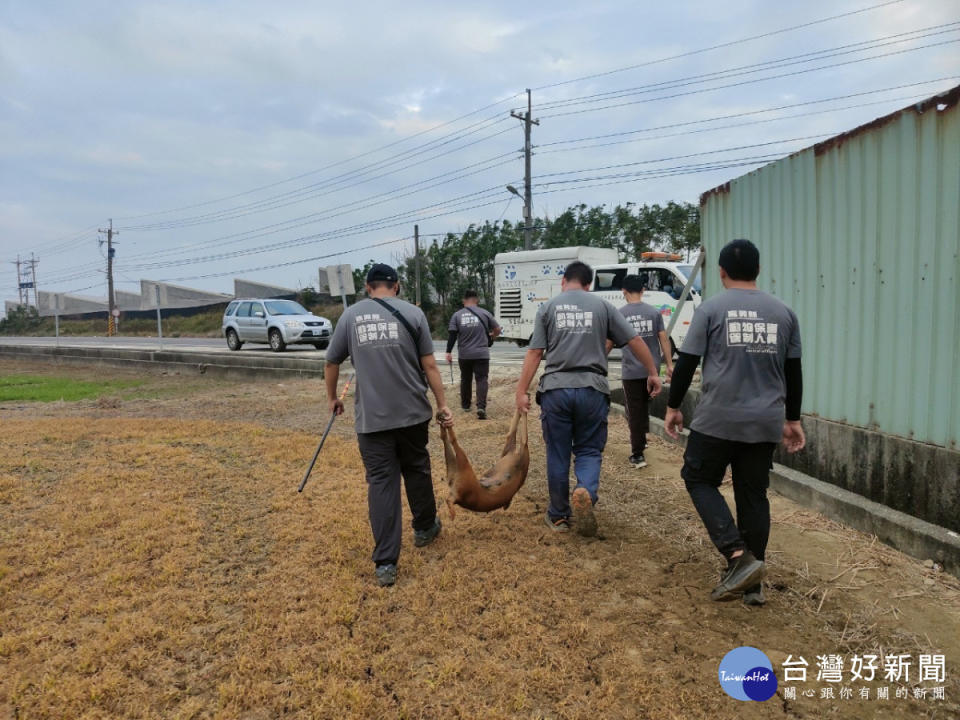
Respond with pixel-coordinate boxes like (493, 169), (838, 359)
(510, 89), (539, 250)
(12, 255), (23, 307)
(413, 224), (421, 306)
(29, 253), (38, 308)
(12, 254), (39, 308)
(98, 219), (119, 336)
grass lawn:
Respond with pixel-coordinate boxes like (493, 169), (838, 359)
(0, 374), (143, 402)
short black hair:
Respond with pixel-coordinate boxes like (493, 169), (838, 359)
(463, 289), (478, 300)
(622, 274), (646, 293)
(367, 279), (398, 291)
(563, 261), (593, 287)
(718, 239), (760, 281)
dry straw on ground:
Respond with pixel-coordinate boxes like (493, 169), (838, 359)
(1, 366), (958, 719)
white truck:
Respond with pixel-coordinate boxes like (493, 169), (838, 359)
(494, 246), (702, 351)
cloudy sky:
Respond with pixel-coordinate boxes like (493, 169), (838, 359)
(1, 0), (957, 305)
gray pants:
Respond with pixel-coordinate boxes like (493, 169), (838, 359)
(356, 420), (437, 566)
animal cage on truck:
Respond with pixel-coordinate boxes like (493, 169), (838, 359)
(494, 247), (702, 350)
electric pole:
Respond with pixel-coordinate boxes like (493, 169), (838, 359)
(12, 256), (23, 307)
(28, 253), (38, 308)
(12, 255), (39, 308)
(413, 224), (421, 306)
(98, 219), (119, 336)
(510, 89), (539, 251)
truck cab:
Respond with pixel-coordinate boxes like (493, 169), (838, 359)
(591, 252), (702, 351)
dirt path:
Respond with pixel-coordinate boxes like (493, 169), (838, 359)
(1, 360), (958, 718)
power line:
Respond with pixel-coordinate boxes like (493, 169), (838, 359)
(534, 22), (959, 112)
(538, 38), (960, 119)
(536, 90), (945, 156)
(535, 77), (958, 149)
(119, 113), (514, 231)
(533, 0), (906, 91)
(114, 92), (525, 222)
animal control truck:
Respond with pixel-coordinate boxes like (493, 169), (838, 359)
(494, 247), (702, 350)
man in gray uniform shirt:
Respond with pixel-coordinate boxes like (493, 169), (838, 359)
(515, 261), (663, 537)
(445, 289), (501, 419)
(665, 239), (805, 606)
(326, 264), (453, 587)
(607, 274), (674, 469)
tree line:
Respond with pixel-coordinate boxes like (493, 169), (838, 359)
(341, 200), (699, 323)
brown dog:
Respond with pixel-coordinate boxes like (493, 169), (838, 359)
(439, 409), (529, 517)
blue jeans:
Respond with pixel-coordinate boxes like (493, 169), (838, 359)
(540, 387), (609, 519)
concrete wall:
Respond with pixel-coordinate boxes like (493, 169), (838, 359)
(615, 385), (960, 534)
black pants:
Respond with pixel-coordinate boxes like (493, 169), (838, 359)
(681, 430), (776, 562)
(622, 378), (651, 456)
(458, 358), (490, 410)
(356, 420), (437, 566)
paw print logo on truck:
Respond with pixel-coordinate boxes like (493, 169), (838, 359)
(504, 264), (517, 280)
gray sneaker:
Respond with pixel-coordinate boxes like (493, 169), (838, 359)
(375, 563), (397, 587)
(414, 518), (442, 547)
(743, 584), (766, 606)
(710, 551), (766, 601)
(544, 513), (570, 532)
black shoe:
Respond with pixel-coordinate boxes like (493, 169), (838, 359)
(743, 584), (766, 606)
(461, 406), (471, 412)
(711, 551), (766, 601)
(477, 409), (487, 420)
(375, 563), (397, 587)
(629, 453), (648, 468)
(414, 518), (442, 547)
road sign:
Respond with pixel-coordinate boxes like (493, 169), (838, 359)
(111, 308), (121, 317)
(325, 264), (355, 297)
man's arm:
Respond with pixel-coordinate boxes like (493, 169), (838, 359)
(445, 329), (458, 364)
(657, 330), (674, 378)
(515, 348), (544, 413)
(782, 357), (805, 453)
(421, 353), (453, 426)
(604, 339), (614, 355)
(664, 351), (700, 438)
(625, 336), (662, 397)
(325, 362), (342, 415)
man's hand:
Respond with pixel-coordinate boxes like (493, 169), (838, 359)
(646, 374), (663, 397)
(516, 391), (531, 415)
(664, 407), (684, 439)
(436, 406), (454, 428)
(782, 420), (806, 453)
(329, 398), (344, 416)
(445, 353), (453, 364)
(665, 365), (674, 382)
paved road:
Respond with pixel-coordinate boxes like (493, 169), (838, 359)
(0, 335), (623, 368)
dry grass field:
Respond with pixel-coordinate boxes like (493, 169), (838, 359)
(1, 359), (959, 719)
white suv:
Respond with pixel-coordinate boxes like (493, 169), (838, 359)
(222, 299), (333, 352)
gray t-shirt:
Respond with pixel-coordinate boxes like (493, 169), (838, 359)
(326, 297), (435, 434)
(619, 302), (665, 380)
(530, 289), (637, 395)
(448, 305), (500, 360)
(680, 288), (802, 444)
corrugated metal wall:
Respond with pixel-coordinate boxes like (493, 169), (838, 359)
(700, 87), (960, 450)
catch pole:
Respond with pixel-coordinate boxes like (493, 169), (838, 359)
(298, 373), (354, 493)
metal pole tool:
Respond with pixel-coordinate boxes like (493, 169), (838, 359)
(298, 372), (354, 493)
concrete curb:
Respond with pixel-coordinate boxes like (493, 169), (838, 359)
(636, 412), (960, 577)
(0, 344), (325, 380)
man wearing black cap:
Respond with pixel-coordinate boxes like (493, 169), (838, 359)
(325, 264), (453, 587)
(665, 239), (805, 606)
(607, 274), (674, 469)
